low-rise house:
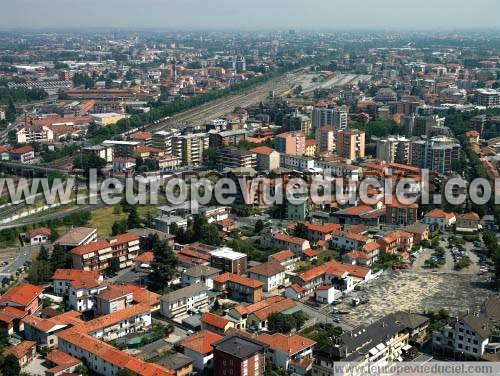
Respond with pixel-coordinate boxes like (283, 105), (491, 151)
(10, 145), (34, 164)
(160, 284), (210, 318)
(455, 213), (481, 233)
(228, 296), (296, 331)
(83, 303), (152, 342)
(249, 146), (280, 171)
(268, 250), (300, 272)
(303, 222), (342, 243)
(0, 283), (43, 316)
(284, 284), (307, 300)
(181, 265), (221, 289)
(52, 269), (103, 296)
(95, 285), (134, 315)
(26, 227), (51, 245)
(3, 340), (36, 367)
(257, 333), (315, 375)
(342, 250), (371, 266)
(54, 227), (97, 250)
(315, 285), (339, 304)
(181, 329), (222, 371)
(67, 274), (107, 313)
(200, 312), (235, 335)
(265, 233), (311, 257)
(403, 223), (430, 245)
(212, 273), (263, 303)
(161, 353), (193, 376)
(56, 328), (174, 376)
(330, 231), (371, 252)
(378, 231), (414, 254)
(45, 349), (82, 376)
(248, 262), (286, 292)
(422, 209), (456, 232)
(23, 310), (82, 349)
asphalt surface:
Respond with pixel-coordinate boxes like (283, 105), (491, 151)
(0, 243), (42, 274)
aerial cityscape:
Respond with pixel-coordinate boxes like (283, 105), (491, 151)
(0, 1), (499, 376)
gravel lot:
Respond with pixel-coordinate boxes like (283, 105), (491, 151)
(335, 269), (497, 327)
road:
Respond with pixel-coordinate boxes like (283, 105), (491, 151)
(0, 243), (41, 274)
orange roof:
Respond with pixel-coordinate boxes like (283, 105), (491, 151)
(274, 233), (308, 246)
(457, 212), (480, 220)
(135, 252), (154, 263)
(46, 349), (81, 367)
(344, 250), (370, 260)
(70, 239), (110, 256)
(0, 306), (27, 318)
(130, 131), (152, 140)
(97, 286), (131, 302)
(213, 273), (263, 289)
(303, 248), (319, 257)
(83, 304), (150, 333)
(387, 196), (418, 209)
(200, 312), (230, 330)
(249, 146), (276, 155)
(344, 205), (373, 216)
(181, 330), (222, 354)
(269, 250), (295, 262)
(388, 162), (422, 173)
(297, 265), (327, 282)
(70, 275), (102, 290)
(52, 269), (100, 281)
(304, 222), (341, 234)
(28, 227), (51, 237)
(233, 296), (285, 316)
(324, 260), (370, 279)
(11, 145), (33, 155)
(257, 333), (315, 355)
(0, 283), (42, 307)
(424, 209), (455, 221)
(248, 261), (285, 277)
(305, 139), (317, 147)
(252, 298), (295, 321)
(362, 242), (380, 253)
(3, 341), (36, 359)
(289, 284), (305, 293)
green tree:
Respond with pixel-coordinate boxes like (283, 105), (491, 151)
(201, 224), (221, 246)
(293, 222), (308, 239)
(105, 257), (120, 276)
(50, 244), (72, 270)
(37, 245), (49, 262)
(27, 260), (53, 285)
(254, 219), (264, 234)
(3, 354), (21, 376)
(112, 220), (127, 236)
(127, 206), (141, 229)
(5, 100), (16, 122)
(148, 236), (178, 292)
(169, 222), (178, 235)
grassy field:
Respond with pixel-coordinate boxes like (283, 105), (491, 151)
(55, 204), (158, 237)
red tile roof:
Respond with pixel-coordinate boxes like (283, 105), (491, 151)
(257, 333), (315, 355)
(51, 269), (100, 281)
(181, 330), (222, 355)
(274, 233), (308, 246)
(10, 146), (33, 155)
(200, 312), (230, 330)
(213, 273), (263, 289)
(0, 284), (42, 307)
(269, 250), (295, 262)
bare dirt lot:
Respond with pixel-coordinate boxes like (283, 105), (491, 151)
(335, 270), (497, 327)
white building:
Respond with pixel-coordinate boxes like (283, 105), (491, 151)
(312, 106), (348, 130)
(181, 265), (221, 289)
(160, 284), (210, 318)
(248, 261), (286, 292)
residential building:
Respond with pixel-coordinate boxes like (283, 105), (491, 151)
(181, 265), (221, 289)
(51, 269), (103, 296)
(403, 223), (430, 245)
(312, 106), (348, 130)
(217, 147), (256, 170)
(152, 129), (181, 154)
(212, 333), (269, 376)
(280, 154), (315, 171)
(83, 145), (114, 162)
(315, 285), (340, 304)
(330, 231), (372, 252)
(385, 197), (418, 226)
(102, 140), (141, 158)
(3, 341), (37, 368)
(268, 250), (300, 272)
(209, 247), (247, 275)
(212, 273), (263, 303)
(56, 329), (174, 376)
(422, 209), (456, 232)
(181, 330), (223, 371)
(264, 232), (311, 257)
(200, 312), (235, 335)
(257, 333), (315, 375)
(248, 261), (286, 292)
(275, 131), (305, 156)
(54, 227), (97, 250)
(455, 213), (481, 233)
(162, 353), (193, 376)
(0, 284), (43, 316)
(16, 125), (54, 143)
(10, 145), (35, 164)
(160, 284), (210, 318)
(476, 88), (500, 107)
(305, 139), (318, 156)
(315, 126), (335, 153)
(249, 146), (280, 171)
(209, 129), (247, 147)
(172, 133), (209, 166)
(70, 232), (140, 272)
(336, 129), (365, 160)
(376, 136), (411, 164)
(26, 227), (51, 245)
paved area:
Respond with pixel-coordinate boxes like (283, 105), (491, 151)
(24, 355), (48, 376)
(335, 269), (497, 327)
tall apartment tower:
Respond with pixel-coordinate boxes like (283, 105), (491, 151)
(336, 129), (365, 160)
(312, 106), (348, 130)
(172, 133), (209, 166)
(376, 136), (411, 164)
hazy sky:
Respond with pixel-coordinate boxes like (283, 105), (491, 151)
(1, 0), (499, 30)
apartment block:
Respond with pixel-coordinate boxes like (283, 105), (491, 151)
(275, 131), (305, 156)
(336, 129), (365, 160)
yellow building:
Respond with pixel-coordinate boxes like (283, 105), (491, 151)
(305, 139), (317, 157)
(91, 113), (126, 126)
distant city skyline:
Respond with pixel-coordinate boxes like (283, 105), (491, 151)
(1, 0), (500, 30)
